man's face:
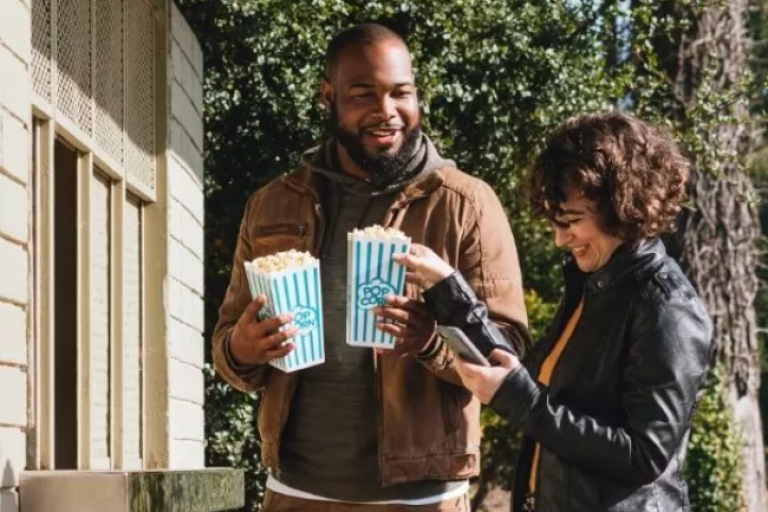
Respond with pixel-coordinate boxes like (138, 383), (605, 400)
(325, 39), (422, 180)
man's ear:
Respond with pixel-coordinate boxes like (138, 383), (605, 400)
(321, 79), (334, 109)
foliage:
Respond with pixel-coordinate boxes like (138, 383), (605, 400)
(174, 0), (613, 335)
(203, 366), (267, 511)
(175, 0), (755, 510)
(684, 365), (744, 512)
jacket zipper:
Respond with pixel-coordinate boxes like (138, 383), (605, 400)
(374, 200), (411, 485)
(312, 202), (325, 257)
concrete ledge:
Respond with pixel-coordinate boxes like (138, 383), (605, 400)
(20, 468), (244, 512)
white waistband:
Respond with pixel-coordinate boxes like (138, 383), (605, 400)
(266, 475), (469, 506)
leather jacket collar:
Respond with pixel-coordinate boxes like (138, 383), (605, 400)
(563, 238), (667, 296)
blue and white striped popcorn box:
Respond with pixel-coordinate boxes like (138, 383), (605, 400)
(346, 231), (411, 349)
(244, 259), (325, 372)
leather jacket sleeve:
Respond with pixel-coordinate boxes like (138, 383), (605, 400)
(423, 272), (527, 358)
(490, 290), (714, 486)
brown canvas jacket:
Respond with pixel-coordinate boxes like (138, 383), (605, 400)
(212, 164), (529, 486)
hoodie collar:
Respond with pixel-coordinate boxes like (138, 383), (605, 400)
(283, 160), (448, 207)
(299, 134), (455, 198)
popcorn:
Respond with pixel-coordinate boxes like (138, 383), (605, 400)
(347, 225), (412, 349)
(351, 226), (410, 240)
(244, 250), (325, 372)
(249, 249), (317, 273)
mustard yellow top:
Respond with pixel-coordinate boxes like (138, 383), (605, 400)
(529, 299), (585, 493)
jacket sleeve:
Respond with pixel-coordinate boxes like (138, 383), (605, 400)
(489, 292), (714, 486)
(423, 271), (524, 358)
(417, 180), (532, 380)
(211, 192), (272, 393)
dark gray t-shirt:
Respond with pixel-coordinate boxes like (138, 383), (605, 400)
(277, 188), (463, 501)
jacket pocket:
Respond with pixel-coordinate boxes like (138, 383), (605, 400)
(252, 223), (308, 254)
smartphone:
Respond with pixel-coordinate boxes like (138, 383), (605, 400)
(436, 325), (491, 367)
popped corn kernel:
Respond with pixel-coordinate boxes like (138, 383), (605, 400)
(249, 250), (317, 273)
(350, 225), (409, 240)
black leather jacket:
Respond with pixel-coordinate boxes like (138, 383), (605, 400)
(424, 239), (714, 512)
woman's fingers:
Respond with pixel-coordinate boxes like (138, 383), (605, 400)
(489, 349), (520, 370)
(393, 253), (422, 271)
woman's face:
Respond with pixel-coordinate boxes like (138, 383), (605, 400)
(551, 189), (624, 273)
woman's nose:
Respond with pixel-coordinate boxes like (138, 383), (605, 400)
(553, 226), (570, 248)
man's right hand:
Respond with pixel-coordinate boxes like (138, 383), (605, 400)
(229, 294), (297, 365)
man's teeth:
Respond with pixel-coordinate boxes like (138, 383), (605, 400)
(572, 246), (587, 255)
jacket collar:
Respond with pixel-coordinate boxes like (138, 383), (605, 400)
(283, 164), (448, 206)
(563, 238), (667, 295)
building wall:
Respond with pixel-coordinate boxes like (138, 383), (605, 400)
(166, 3), (205, 469)
(0, 0), (31, 510)
(0, 0), (207, 494)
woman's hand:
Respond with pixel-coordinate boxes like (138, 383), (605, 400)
(393, 244), (456, 290)
(454, 349), (521, 404)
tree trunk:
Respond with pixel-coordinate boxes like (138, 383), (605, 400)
(657, 1), (766, 509)
(681, 169), (764, 512)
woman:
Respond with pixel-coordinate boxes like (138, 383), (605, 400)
(395, 113), (714, 511)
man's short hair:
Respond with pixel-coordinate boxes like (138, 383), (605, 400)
(325, 23), (407, 80)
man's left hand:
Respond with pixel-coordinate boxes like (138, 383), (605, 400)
(374, 295), (437, 357)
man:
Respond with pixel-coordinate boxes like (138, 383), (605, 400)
(212, 23), (530, 511)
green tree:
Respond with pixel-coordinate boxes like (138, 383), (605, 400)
(177, 1), (759, 510)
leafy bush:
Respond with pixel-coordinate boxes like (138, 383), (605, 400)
(684, 365), (743, 512)
(204, 366), (266, 511)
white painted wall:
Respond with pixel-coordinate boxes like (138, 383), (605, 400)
(0, 0), (31, 510)
(166, 2), (206, 469)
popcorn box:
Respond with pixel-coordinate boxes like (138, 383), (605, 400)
(347, 227), (411, 349)
(244, 251), (325, 372)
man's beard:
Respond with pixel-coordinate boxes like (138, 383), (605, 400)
(330, 103), (422, 184)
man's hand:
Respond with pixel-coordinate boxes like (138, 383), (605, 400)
(229, 294), (297, 365)
(374, 295), (437, 357)
(454, 349), (521, 403)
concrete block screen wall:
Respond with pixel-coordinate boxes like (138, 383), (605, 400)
(0, 1), (219, 512)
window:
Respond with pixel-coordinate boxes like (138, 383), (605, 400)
(32, 127), (147, 470)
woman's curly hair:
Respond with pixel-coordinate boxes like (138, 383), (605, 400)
(528, 112), (690, 241)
